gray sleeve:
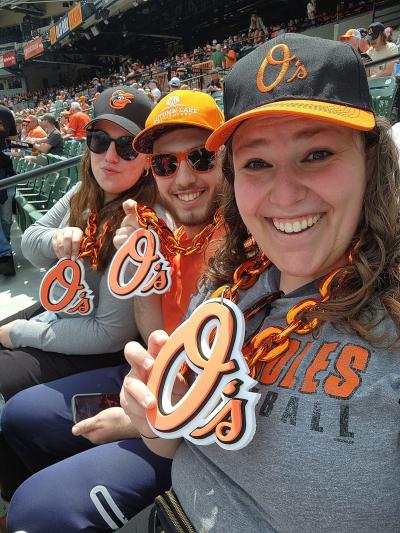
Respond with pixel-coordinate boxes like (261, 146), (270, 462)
(21, 184), (79, 269)
(10, 261), (139, 354)
(47, 130), (62, 147)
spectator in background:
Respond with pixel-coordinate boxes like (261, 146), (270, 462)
(211, 44), (225, 69)
(366, 22), (398, 78)
(339, 28), (361, 50)
(66, 102), (90, 140)
(59, 111), (71, 139)
(248, 13), (267, 34)
(22, 115), (47, 143)
(206, 69), (223, 94)
(148, 80), (161, 102)
(78, 95), (90, 111)
(0, 103), (17, 277)
(14, 117), (23, 140)
(176, 66), (188, 82)
(307, 0), (317, 26)
(223, 43), (237, 68)
(32, 114), (64, 156)
(168, 77), (181, 91)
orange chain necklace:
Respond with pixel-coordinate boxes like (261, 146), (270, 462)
(134, 204), (223, 263)
(78, 213), (110, 268)
(210, 255), (343, 379)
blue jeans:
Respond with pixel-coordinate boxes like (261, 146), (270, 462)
(0, 185), (15, 258)
(2, 365), (172, 532)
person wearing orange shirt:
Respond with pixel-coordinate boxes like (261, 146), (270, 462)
(224, 44), (237, 68)
(66, 102), (90, 139)
(124, 89), (225, 338)
(78, 95), (90, 111)
(22, 115), (47, 144)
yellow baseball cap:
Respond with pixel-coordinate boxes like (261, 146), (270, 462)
(133, 90), (224, 153)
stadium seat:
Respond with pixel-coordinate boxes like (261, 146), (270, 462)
(211, 90), (224, 111)
(368, 76), (400, 124)
(23, 175), (71, 227)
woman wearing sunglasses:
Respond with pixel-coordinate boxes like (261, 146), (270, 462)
(0, 87), (163, 505)
(120, 34), (400, 532)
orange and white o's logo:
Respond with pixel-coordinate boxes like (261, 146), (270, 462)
(146, 298), (260, 451)
(40, 258), (94, 315)
(108, 228), (171, 298)
(256, 43), (308, 93)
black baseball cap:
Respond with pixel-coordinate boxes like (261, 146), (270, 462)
(206, 33), (375, 151)
(85, 86), (152, 136)
(358, 28), (368, 38)
(366, 22), (385, 41)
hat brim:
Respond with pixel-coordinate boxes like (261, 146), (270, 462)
(84, 113), (142, 136)
(134, 123), (213, 154)
(206, 99), (376, 151)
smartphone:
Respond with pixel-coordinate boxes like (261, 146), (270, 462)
(71, 393), (121, 424)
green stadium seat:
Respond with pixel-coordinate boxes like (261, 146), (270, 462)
(211, 90), (224, 112)
(24, 175), (71, 227)
(368, 76), (400, 123)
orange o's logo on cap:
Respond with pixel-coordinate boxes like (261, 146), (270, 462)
(109, 90), (135, 109)
(256, 43), (308, 93)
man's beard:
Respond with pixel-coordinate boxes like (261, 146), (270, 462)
(160, 186), (220, 229)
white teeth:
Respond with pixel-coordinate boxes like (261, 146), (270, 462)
(177, 192), (202, 202)
(272, 214), (322, 234)
(284, 222), (293, 233)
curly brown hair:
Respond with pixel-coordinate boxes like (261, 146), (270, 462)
(206, 117), (400, 342)
(69, 148), (157, 271)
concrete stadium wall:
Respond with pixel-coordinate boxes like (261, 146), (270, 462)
(303, 12), (373, 41)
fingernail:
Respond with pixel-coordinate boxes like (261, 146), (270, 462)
(143, 394), (155, 407)
(143, 357), (154, 370)
(72, 426), (80, 435)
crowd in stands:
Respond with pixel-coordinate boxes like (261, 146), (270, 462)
(2, 0), (375, 111)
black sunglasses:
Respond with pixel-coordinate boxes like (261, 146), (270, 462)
(150, 146), (216, 178)
(86, 129), (138, 161)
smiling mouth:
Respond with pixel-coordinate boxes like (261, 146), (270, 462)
(175, 191), (204, 202)
(272, 214), (323, 234)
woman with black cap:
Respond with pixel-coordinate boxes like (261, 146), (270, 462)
(366, 21), (398, 78)
(121, 33), (400, 532)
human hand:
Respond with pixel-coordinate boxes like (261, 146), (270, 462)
(113, 199), (140, 250)
(120, 331), (189, 439)
(51, 226), (84, 260)
(71, 406), (139, 444)
(0, 320), (17, 349)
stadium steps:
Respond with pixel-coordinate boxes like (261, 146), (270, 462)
(0, 222), (45, 326)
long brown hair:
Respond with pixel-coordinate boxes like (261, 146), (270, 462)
(69, 148), (157, 271)
(206, 117), (400, 343)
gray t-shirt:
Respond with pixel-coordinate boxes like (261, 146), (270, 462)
(172, 266), (400, 532)
(46, 128), (64, 155)
(10, 184), (138, 355)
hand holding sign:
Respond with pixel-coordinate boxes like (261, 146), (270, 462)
(121, 331), (189, 442)
(113, 199), (140, 250)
